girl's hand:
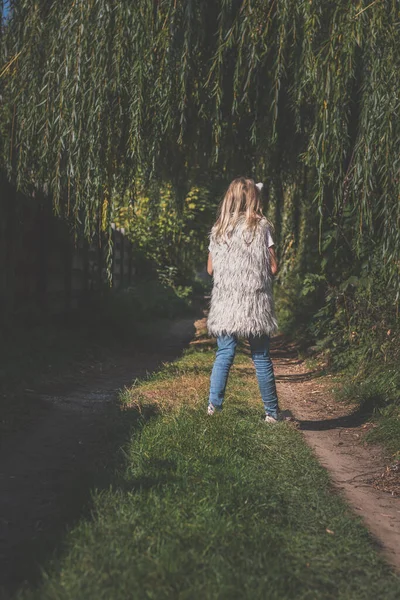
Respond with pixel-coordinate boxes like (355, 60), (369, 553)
(207, 253), (213, 276)
(269, 246), (278, 276)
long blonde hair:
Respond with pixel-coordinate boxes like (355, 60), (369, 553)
(213, 177), (269, 240)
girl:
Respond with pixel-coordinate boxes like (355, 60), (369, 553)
(206, 177), (280, 422)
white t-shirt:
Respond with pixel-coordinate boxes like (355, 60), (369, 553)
(266, 226), (274, 248)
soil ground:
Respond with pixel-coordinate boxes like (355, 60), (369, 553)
(272, 334), (400, 571)
(1, 315), (399, 597)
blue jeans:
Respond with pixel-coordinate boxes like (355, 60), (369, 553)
(208, 334), (279, 418)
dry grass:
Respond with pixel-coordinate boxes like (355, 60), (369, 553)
(120, 317), (263, 416)
(121, 318), (214, 414)
(123, 372), (210, 414)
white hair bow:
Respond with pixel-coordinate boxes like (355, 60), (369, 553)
(256, 182), (264, 191)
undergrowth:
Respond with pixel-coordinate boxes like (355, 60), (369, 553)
(277, 260), (400, 460)
(334, 364), (400, 461)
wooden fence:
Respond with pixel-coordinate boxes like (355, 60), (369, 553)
(0, 177), (136, 324)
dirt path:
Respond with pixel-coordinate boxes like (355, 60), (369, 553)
(270, 335), (400, 571)
(0, 318), (195, 598)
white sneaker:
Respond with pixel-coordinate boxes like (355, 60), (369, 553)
(207, 404), (215, 416)
(265, 414), (279, 424)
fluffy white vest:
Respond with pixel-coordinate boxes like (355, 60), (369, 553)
(207, 217), (278, 338)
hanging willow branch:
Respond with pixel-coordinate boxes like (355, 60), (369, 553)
(0, 0), (399, 286)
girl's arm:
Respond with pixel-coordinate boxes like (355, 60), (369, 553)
(207, 253), (213, 275)
(269, 246), (278, 276)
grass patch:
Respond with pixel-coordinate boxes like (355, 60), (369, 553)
(17, 340), (400, 599)
(333, 363), (400, 461)
(366, 405), (400, 460)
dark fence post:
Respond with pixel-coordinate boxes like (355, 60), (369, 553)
(83, 237), (89, 296)
(36, 199), (50, 313)
(64, 231), (73, 313)
(97, 235), (103, 291)
(128, 240), (133, 286)
(120, 229), (125, 289)
(4, 184), (17, 321)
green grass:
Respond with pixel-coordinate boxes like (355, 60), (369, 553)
(366, 405), (400, 459)
(333, 363), (400, 460)
(17, 342), (400, 600)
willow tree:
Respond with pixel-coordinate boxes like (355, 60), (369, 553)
(1, 0), (399, 289)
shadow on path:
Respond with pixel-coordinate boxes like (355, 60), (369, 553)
(0, 318), (195, 599)
(298, 398), (376, 432)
